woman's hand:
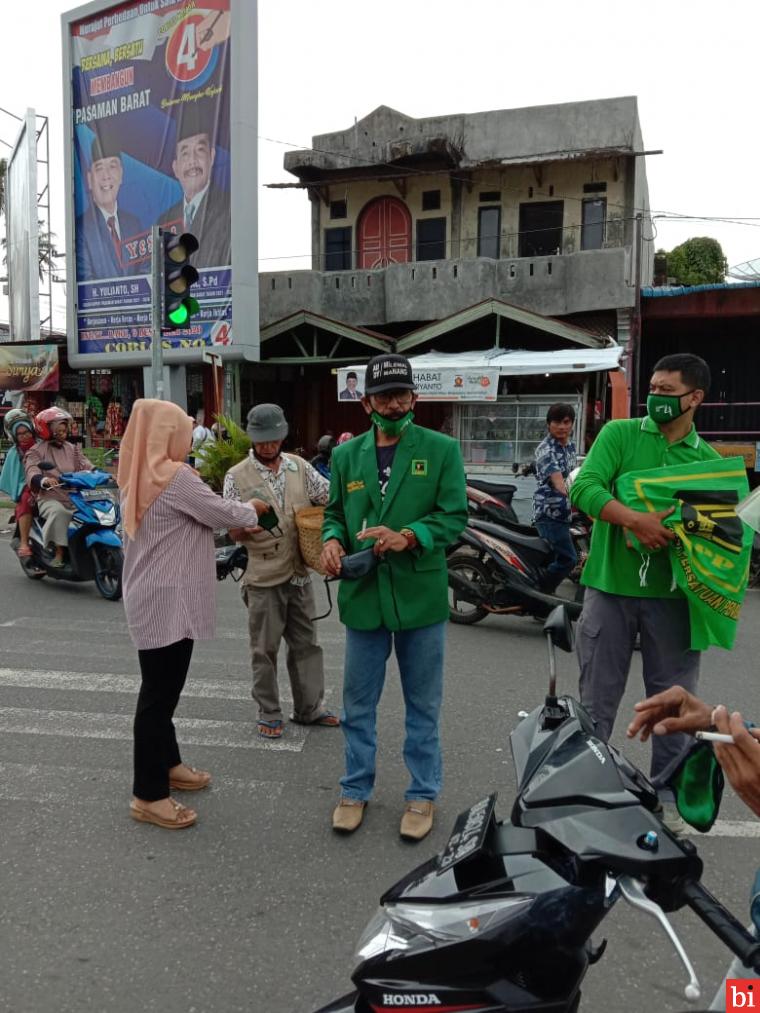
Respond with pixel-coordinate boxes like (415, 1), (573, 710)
(357, 525), (407, 555)
(320, 538), (345, 576)
(626, 686), (714, 742)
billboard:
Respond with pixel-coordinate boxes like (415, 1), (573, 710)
(336, 366), (500, 402)
(62, 0), (258, 368)
(6, 110), (40, 342)
(0, 344), (59, 391)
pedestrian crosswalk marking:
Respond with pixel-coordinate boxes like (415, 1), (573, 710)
(0, 761), (285, 805)
(0, 706), (308, 751)
(0, 667), (255, 700)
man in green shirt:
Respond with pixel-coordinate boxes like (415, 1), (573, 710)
(570, 353), (719, 783)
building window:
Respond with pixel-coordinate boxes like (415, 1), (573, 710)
(583, 181), (607, 194)
(324, 227), (352, 270)
(477, 206), (501, 259)
(581, 197), (606, 251)
(421, 189), (441, 211)
(518, 200), (564, 257)
(330, 199), (347, 219)
(416, 217), (446, 260)
(479, 191), (500, 202)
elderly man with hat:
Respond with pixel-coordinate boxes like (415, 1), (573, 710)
(222, 404), (338, 739)
(76, 128), (143, 281)
(320, 353), (467, 841)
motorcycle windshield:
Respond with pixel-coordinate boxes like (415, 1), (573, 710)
(60, 470), (113, 489)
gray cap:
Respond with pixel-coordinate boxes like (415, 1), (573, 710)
(246, 403), (288, 443)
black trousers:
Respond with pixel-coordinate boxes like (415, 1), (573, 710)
(133, 638), (194, 801)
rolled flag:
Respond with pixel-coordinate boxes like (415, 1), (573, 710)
(616, 457), (752, 651)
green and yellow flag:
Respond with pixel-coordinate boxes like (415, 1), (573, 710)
(616, 457), (752, 651)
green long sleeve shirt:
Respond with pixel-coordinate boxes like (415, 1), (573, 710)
(570, 416), (720, 598)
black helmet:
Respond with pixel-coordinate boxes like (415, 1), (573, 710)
(317, 434), (335, 456)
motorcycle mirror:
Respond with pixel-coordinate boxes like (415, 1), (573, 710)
(543, 605), (575, 654)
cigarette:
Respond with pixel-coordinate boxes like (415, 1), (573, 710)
(695, 731), (734, 744)
(360, 518), (367, 536)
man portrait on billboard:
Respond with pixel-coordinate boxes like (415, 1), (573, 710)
(76, 128), (142, 282)
(339, 371), (363, 400)
(160, 103), (230, 271)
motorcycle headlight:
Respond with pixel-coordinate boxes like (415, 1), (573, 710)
(355, 896), (532, 962)
(93, 506), (115, 525)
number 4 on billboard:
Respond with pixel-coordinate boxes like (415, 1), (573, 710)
(177, 23), (197, 72)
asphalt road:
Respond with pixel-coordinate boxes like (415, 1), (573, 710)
(1, 531), (759, 1013)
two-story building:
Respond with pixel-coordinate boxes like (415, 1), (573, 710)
(253, 96), (653, 469)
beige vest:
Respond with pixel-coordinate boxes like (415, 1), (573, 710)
(227, 454), (310, 587)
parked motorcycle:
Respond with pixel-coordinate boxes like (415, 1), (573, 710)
(447, 512), (587, 624)
(467, 480), (520, 526)
(216, 542), (248, 582)
(11, 467), (123, 600)
(316, 606), (760, 1012)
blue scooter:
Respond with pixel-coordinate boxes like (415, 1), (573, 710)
(12, 467), (123, 600)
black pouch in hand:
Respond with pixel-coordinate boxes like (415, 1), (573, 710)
(337, 547), (378, 581)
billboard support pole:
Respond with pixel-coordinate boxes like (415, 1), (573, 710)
(151, 225), (164, 400)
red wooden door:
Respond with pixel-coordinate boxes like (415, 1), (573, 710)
(357, 196), (412, 268)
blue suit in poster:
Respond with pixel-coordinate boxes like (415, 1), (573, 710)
(70, 0), (233, 354)
(76, 205), (143, 281)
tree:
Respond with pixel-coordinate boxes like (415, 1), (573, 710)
(665, 237), (727, 287)
(1, 222), (63, 282)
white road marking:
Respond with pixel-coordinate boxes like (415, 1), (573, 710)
(0, 761), (285, 804)
(0, 707), (308, 751)
(704, 819), (760, 838)
(0, 667), (255, 700)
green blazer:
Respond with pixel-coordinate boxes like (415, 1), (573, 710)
(322, 424), (467, 631)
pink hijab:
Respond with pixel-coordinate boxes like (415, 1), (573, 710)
(118, 399), (193, 538)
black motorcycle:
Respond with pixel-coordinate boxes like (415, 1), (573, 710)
(467, 480), (520, 526)
(215, 543), (248, 582)
(316, 607), (760, 1012)
(447, 514), (587, 624)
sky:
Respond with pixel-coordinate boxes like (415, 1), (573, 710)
(1, 0), (759, 331)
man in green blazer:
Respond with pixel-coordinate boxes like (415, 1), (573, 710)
(321, 353), (467, 841)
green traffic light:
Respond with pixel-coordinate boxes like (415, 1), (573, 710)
(168, 302), (190, 326)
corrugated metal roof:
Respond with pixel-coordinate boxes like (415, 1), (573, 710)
(642, 282), (760, 298)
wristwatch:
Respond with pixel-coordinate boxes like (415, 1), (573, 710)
(400, 527), (418, 550)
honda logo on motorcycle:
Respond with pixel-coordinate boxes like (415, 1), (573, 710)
(380, 995), (442, 1006)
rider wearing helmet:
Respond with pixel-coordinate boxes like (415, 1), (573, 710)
(310, 434), (335, 480)
(0, 410), (38, 557)
(24, 407), (93, 567)
(336, 432), (354, 446)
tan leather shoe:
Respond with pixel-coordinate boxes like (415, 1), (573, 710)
(400, 800), (435, 841)
(332, 798), (366, 833)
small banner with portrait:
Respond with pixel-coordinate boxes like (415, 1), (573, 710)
(616, 457), (752, 651)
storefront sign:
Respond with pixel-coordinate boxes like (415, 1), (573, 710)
(0, 344), (59, 391)
(65, 0), (237, 357)
(710, 442), (755, 469)
(336, 367), (499, 402)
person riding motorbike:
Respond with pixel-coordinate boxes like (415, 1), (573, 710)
(310, 434), (335, 480)
(24, 408), (93, 567)
(0, 409), (38, 558)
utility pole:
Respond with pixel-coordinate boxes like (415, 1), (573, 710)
(630, 212), (643, 414)
(150, 224), (164, 400)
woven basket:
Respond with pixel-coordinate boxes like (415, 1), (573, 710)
(295, 506), (327, 574)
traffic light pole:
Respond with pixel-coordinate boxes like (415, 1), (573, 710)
(150, 224), (164, 400)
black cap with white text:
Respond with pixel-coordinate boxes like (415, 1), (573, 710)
(364, 354), (416, 395)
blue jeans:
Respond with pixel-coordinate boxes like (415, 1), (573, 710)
(535, 518), (577, 577)
(340, 622), (446, 803)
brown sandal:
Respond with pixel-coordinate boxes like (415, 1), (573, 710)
(169, 765), (212, 791)
(130, 798), (197, 830)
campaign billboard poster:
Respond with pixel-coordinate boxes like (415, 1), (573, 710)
(336, 366), (500, 402)
(62, 0), (258, 369)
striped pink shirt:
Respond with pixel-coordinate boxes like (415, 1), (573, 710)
(122, 466), (258, 650)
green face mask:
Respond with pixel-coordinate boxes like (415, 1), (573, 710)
(646, 390), (695, 426)
(370, 410), (414, 438)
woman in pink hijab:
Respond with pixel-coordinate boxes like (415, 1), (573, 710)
(118, 399), (266, 830)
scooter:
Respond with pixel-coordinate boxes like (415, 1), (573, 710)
(467, 481), (520, 526)
(316, 606), (760, 1012)
(216, 542), (248, 581)
(12, 467), (123, 601)
(447, 516), (585, 625)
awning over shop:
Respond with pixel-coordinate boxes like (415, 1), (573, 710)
(336, 346), (622, 402)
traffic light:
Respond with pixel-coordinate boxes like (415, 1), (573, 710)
(162, 231), (200, 330)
